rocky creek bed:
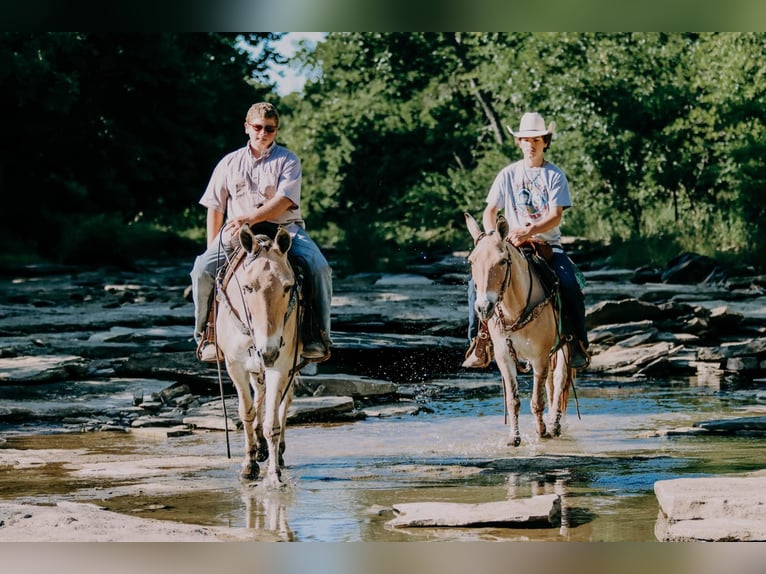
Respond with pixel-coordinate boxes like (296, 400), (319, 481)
(1, 244), (765, 541)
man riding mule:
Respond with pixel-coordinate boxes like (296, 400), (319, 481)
(464, 112), (589, 371)
(190, 102), (332, 364)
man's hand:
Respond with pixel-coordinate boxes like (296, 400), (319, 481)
(225, 217), (249, 238)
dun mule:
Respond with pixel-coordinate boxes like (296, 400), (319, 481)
(465, 212), (575, 446)
(215, 223), (302, 486)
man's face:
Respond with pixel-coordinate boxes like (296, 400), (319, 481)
(518, 136), (546, 164)
(245, 116), (279, 153)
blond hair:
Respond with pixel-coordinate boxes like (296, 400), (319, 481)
(245, 102), (280, 127)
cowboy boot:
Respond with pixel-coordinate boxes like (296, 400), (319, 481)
(462, 323), (493, 368)
(568, 338), (591, 370)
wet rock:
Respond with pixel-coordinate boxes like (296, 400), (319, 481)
(131, 415), (186, 428)
(287, 396), (358, 423)
(696, 337), (766, 363)
(725, 357), (759, 372)
(296, 373), (397, 399)
(587, 342), (682, 375)
(388, 494), (560, 528)
(693, 415), (766, 434)
(588, 321), (654, 346)
(586, 298), (665, 329)
(0, 355), (89, 383)
(361, 402), (422, 418)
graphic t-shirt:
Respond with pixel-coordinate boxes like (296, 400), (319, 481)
(485, 159), (572, 245)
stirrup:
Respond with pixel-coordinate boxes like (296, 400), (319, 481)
(462, 330), (492, 368)
(302, 330), (332, 364)
(196, 339), (223, 363)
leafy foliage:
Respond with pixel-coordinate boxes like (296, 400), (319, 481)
(3, 33), (765, 272)
(287, 32), (766, 271)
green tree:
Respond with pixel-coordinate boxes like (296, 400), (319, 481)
(0, 32), (281, 262)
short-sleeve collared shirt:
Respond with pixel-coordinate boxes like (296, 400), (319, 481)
(199, 142), (304, 228)
(486, 159), (572, 245)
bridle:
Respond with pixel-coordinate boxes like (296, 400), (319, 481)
(473, 232), (553, 333)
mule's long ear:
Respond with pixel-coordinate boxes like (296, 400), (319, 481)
(464, 213), (482, 241)
(496, 215), (509, 239)
(240, 223), (255, 253)
(274, 226), (292, 255)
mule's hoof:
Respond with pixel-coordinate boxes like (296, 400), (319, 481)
(507, 436), (522, 447)
(240, 461), (260, 481)
(263, 472), (286, 490)
(256, 444), (269, 463)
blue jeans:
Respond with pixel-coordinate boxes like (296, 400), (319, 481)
(190, 224), (333, 344)
(467, 250), (587, 347)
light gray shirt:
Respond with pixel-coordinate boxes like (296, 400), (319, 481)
(199, 142), (304, 228)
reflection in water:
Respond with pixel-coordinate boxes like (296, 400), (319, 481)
(241, 486), (295, 541)
(505, 468), (572, 537)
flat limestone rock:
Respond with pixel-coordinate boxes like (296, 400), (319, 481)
(654, 474), (766, 528)
(0, 355), (88, 383)
(388, 494), (560, 528)
(656, 516), (766, 542)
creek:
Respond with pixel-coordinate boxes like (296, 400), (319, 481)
(1, 367), (763, 542)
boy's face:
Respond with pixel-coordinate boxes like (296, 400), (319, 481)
(244, 115), (279, 154)
(517, 136), (546, 164)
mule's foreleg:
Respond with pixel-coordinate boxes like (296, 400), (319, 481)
(227, 364), (260, 481)
(530, 364), (550, 439)
(276, 378), (294, 468)
(494, 342), (521, 447)
(546, 350), (570, 438)
(262, 372), (287, 486)
(250, 374), (269, 463)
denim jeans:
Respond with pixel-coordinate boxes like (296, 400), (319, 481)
(467, 250), (587, 347)
(190, 224), (333, 344)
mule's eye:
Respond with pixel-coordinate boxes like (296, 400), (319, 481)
(284, 285), (291, 295)
(243, 285), (254, 294)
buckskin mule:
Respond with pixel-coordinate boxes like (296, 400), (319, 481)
(215, 224), (302, 486)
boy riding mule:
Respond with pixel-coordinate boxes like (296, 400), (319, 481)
(464, 111), (589, 445)
(190, 102), (332, 483)
(465, 112), (589, 372)
(191, 102), (332, 366)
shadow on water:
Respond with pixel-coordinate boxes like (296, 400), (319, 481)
(0, 369), (764, 541)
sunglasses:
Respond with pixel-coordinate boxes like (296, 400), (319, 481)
(249, 123), (277, 134)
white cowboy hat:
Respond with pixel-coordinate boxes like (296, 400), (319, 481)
(507, 112), (556, 138)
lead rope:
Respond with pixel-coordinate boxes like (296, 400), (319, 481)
(213, 228), (231, 458)
(212, 227), (263, 460)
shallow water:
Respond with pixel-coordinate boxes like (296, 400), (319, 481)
(1, 371), (764, 541)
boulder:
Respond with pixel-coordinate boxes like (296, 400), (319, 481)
(586, 299), (664, 329)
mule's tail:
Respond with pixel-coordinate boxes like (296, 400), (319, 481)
(561, 367), (581, 420)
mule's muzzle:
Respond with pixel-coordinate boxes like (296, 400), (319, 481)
(261, 347), (280, 367)
(475, 294), (497, 322)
